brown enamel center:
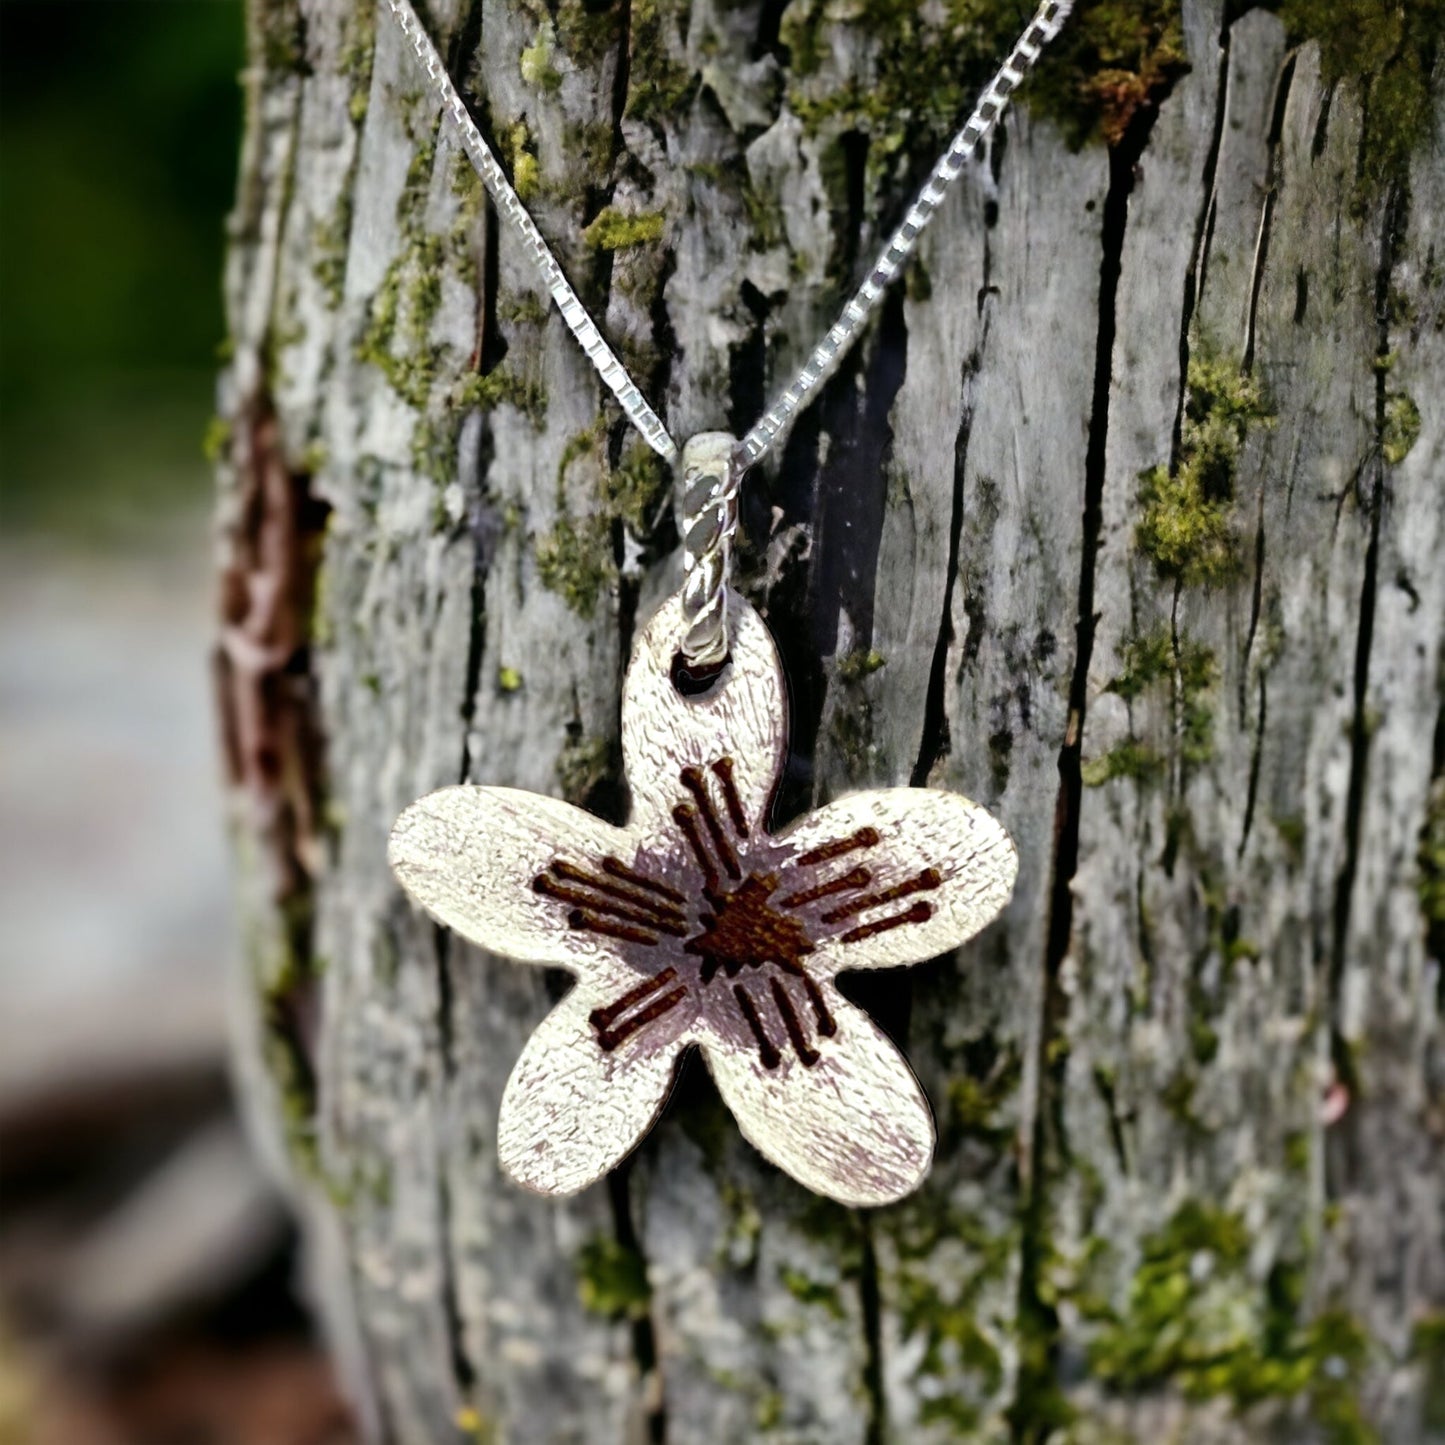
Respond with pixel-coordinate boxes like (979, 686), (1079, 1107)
(684, 875), (814, 984)
(536, 757), (940, 1069)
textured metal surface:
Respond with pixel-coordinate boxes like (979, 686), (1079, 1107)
(389, 592), (1018, 1205)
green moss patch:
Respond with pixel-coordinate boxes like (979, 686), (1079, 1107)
(622, 0), (693, 125)
(1028, 0), (1187, 146)
(577, 1235), (651, 1319)
(836, 648), (887, 683)
(1383, 391), (1422, 466)
(519, 19), (562, 92)
(882, 1199), (1017, 1432)
(1106, 625), (1220, 767)
(536, 514), (614, 616)
(556, 733), (616, 806)
(1275, 0), (1445, 195)
(1082, 739), (1166, 787)
(1089, 1203), (1375, 1440)
(339, 0), (377, 124)
(1137, 351), (1273, 587)
(783, 0), (1185, 155)
(582, 206), (666, 251)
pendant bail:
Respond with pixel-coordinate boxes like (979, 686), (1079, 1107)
(677, 432), (741, 670)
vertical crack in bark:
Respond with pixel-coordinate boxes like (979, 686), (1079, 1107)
(437, 7), (495, 1409)
(1011, 103), (1165, 1441)
(606, 1168), (667, 1444)
(436, 931), (478, 1428)
(813, 286), (909, 657)
(1328, 179), (1408, 1090)
(909, 346), (979, 787)
(1424, 689), (1445, 1009)
(1242, 53), (1296, 372)
(858, 1213), (886, 1445)
(610, 0), (633, 163)
(436, 1152), (481, 1402)
(753, 0), (787, 62)
(815, 293), (910, 1070)
(1237, 486), (1268, 858)
(912, 181), (995, 786)
(1173, 18), (1233, 466)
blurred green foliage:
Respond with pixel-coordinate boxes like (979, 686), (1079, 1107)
(0, 0), (243, 537)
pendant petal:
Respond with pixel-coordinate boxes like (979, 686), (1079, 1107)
(622, 594), (786, 845)
(390, 786), (653, 973)
(498, 981), (690, 1194)
(774, 788), (1016, 976)
(701, 988), (934, 1206)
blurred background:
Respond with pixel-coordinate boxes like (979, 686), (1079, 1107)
(0, 3), (352, 1440)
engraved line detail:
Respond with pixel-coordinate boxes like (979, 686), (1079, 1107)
(710, 758), (749, 837)
(733, 983), (780, 1069)
(770, 978), (820, 1066)
(821, 868), (942, 923)
(673, 805), (719, 891)
(795, 826), (882, 868)
(590, 967), (680, 1029)
(680, 767), (741, 879)
(838, 900), (934, 944)
(549, 860), (686, 923)
(602, 856), (686, 904)
(533, 875), (686, 935)
(593, 985), (688, 1051)
(778, 865), (872, 910)
(568, 911), (659, 946)
(803, 974), (837, 1037)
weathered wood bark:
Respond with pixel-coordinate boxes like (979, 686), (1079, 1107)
(216, 0), (1445, 1440)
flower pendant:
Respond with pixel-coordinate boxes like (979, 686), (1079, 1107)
(388, 593), (1017, 1206)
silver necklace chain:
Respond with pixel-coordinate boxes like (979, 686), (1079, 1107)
(384, 0), (1074, 665)
(386, 0), (679, 463)
(735, 0), (1072, 466)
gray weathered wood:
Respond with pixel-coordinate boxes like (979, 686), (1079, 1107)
(217, 0), (1444, 1439)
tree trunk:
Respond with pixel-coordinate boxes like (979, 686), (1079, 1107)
(215, 0), (1445, 1439)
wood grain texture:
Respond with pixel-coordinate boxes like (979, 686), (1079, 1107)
(216, 0), (1445, 1438)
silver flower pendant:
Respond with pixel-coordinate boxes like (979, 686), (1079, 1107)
(388, 592), (1017, 1206)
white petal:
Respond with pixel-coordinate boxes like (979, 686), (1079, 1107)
(701, 987), (934, 1206)
(621, 593), (787, 845)
(498, 980), (692, 1194)
(390, 786), (669, 974)
(775, 788), (1017, 976)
